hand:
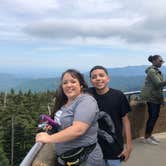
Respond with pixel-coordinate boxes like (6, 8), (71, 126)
(35, 132), (52, 143)
(118, 145), (132, 161)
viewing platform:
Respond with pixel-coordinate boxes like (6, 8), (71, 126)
(123, 132), (166, 166)
(20, 90), (166, 166)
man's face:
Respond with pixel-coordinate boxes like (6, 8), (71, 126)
(90, 69), (110, 90)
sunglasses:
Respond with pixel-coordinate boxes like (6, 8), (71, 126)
(159, 60), (165, 63)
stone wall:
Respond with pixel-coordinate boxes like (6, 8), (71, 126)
(32, 144), (56, 166)
(129, 101), (166, 139)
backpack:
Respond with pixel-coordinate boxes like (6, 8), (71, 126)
(97, 111), (116, 144)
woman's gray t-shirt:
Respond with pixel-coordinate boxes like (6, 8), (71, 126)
(54, 93), (99, 155)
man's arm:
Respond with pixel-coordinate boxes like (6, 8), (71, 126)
(119, 114), (132, 161)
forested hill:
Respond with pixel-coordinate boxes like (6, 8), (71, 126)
(0, 75), (145, 92)
(1, 65), (166, 92)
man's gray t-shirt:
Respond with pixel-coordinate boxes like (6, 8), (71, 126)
(55, 93), (99, 155)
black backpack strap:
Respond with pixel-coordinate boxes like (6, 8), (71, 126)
(97, 111), (116, 144)
(97, 111), (115, 133)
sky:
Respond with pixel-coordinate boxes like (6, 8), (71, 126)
(1, 0), (166, 75)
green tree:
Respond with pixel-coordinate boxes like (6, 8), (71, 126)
(0, 147), (9, 166)
(0, 90), (55, 165)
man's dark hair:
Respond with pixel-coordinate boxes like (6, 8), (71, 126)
(89, 65), (108, 77)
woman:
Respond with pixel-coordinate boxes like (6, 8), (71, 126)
(140, 55), (166, 145)
(36, 69), (103, 166)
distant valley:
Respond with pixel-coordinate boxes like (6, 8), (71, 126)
(1, 65), (166, 93)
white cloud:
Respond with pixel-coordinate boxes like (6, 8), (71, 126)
(0, 0), (59, 15)
(1, 0), (166, 45)
(23, 15), (166, 47)
(24, 18), (143, 42)
(1, 0), (166, 70)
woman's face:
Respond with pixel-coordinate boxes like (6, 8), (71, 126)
(62, 72), (82, 101)
(154, 56), (164, 68)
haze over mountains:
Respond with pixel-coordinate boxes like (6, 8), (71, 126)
(1, 65), (166, 92)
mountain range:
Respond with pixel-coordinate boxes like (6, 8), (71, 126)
(1, 65), (166, 92)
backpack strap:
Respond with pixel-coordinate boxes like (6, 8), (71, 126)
(97, 111), (116, 144)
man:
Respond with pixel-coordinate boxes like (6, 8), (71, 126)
(89, 65), (132, 166)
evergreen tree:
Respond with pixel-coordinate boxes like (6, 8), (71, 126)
(0, 90), (55, 165)
(0, 147), (9, 166)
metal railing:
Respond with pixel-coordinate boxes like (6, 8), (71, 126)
(124, 89), (166, 100)
(124, 90), (141, 96)
(20, 89), (166, 166)
(20, 142), (44, 166)
(124, 89), (166, 95)
(124, 90), (141, 101)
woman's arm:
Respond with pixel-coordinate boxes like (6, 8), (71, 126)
(36, 95), (98, 143)
(36, 121), (89, 143)
(148, 69), (166, 87)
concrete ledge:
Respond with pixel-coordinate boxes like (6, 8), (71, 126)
(123, 132), (166, 166)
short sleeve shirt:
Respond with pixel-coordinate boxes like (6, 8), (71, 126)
(55, 93), (99, 155)
(89, 87), (131, 159)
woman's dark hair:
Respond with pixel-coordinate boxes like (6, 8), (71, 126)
(89, 65), (108, 77)
(52, 69), (88, 116)
(148, 55), (161, 62)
